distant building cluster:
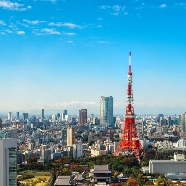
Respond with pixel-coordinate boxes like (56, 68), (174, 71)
(1, 97), (186, 184)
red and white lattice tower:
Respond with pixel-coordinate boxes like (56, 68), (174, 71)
(113, 52), (143, 161)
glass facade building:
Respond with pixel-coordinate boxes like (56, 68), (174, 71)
(100, 96), (113, 128)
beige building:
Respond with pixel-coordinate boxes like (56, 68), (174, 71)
(67, 127), (75, 146)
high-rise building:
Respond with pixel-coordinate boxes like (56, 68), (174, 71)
(67, 127), (75, 146)
(0, 138), (17, 186)
(8, 112), (12, 121)
(41, 109), (44, 121)
(61, 110), (67, 121)
(16, 112), (19, 119)
(22, 113), (28, 120)
(100, 96), (113, 127)
(167, 116), (172, 127)
(0, 118), (2, 129)
(79, 109), (87, 125)
(180, 112), (186, 132)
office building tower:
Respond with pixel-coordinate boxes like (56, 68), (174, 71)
(0, 118), (2, 130)
(167, 116), (172, 127)
(22, 113), (28, 120)
(52, 115), (56, 122)
(8, 112), (12, 121)
(160, 117), (167, 126)
(180, 112), (186, 132)
(61, 110), (67, 121)
(41, 109), (44, 121)
(100, 96), (113, 127)
(157, 114), (164, 123)
(67, 127), (75, 146)
(16, 112), (19, 119)
(79, 109), (87, 125)
(0, 138), (17, 186)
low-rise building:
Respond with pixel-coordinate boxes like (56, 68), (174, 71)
(149, 153), (186, 174)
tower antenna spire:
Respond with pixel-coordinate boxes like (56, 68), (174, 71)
(113, 51), (143, 161)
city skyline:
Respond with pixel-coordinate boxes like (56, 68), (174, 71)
(0, 0), (186, 114)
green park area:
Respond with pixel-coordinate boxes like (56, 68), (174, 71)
(17, 170), (51, 186)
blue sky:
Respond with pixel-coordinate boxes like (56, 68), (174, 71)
(0, 0), (186, 115)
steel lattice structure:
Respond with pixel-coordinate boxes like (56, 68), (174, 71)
(113, 52), (143, 161)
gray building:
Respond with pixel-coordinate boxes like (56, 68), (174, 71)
(0, 138), (17, 186)
(149, 153), (186, 174)
(100, 96), (113, 128)
(180, 112), (186, 132)
(41, 109), (44, 121)
(8, 112), (12, 121)
(61, 110), (67, 121)
(16, 112), (19, 120)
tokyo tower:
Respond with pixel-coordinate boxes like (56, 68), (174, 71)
(113, 52), (143, 161)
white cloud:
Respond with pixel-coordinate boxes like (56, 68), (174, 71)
(62, 22), (81, 29)
(49, 22), (81, 29)
(0, 0), (31, 11)
(17, 31), (25, 35)
(98, 41), (109, 44)
(67, 40), (73, 43)
(112, 5), (121, 11)
(64, 32), (76, 36)
(27, 6), (32, 9)
(99, 5), (126, 16)
(124, 12), (128, 15)
(99, 5), (110, 9)
(4, 30), (12, 33)
(41, 28), (61, 35)
(174, 3), (186, 6)
(0, 20), (6, 25)
(23, 19), (45, 25)
(159, 4), (166, 8)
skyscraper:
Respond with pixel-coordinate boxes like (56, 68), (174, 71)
(79, 109), (87, 125)
(41, 109), (44, 121)
(22, 113), (28, 120)
(100, 96), (113, 127)
(8, 112), (12, 121)
(61, 110), (67, 121)
(0, 118), (2, 130)
(67, 127), (75, 146)
(180, 112), (186, 132)
(0, 138), (17, 186)
(16, 112), (19, 119)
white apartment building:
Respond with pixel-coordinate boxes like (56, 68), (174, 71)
(0, 138), (17, 186)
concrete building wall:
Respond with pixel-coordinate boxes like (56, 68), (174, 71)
(0, 138), (17, 186)
(73, 143), (83, 158)
(149, 160), (186, 174)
